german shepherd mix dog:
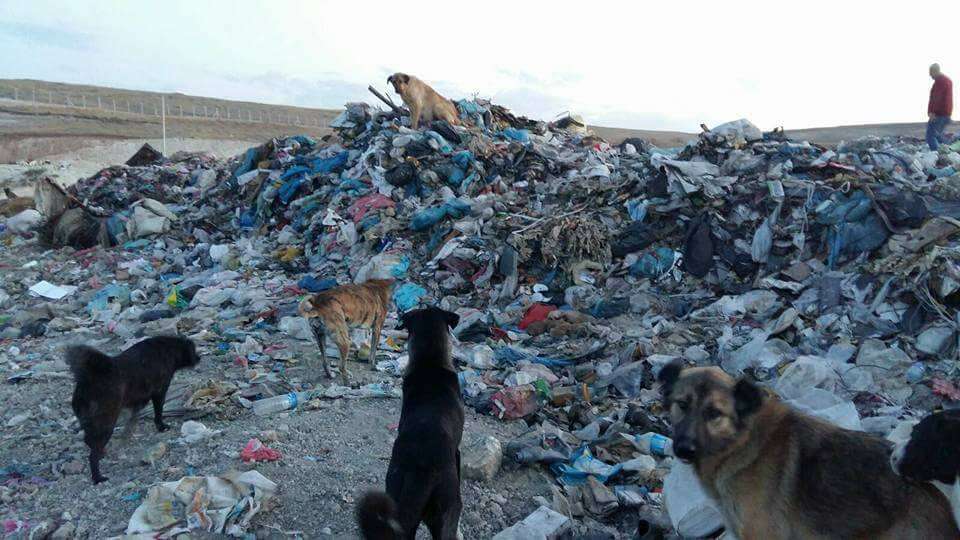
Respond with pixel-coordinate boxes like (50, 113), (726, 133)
(658, 362), (958, 539)
(387, 73), (460, 130)
(357, 307), (464, 540)
(892, 409), (960, 529)
(298, 279), (393, 385)
(67, 336), (200, 484)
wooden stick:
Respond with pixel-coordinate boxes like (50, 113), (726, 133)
(368, 86), (406, 115)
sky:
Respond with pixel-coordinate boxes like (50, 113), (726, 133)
(2, 1), (959, 132)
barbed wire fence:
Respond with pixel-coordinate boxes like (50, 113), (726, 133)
(0, 85), (329, 128)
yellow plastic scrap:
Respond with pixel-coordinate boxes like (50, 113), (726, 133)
(276, 247), (301, 262)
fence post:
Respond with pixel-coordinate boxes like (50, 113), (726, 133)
(161, 95), (166, 156)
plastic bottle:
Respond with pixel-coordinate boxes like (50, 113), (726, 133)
(634, 432), (674, 457)
(253, 391), (312, 416)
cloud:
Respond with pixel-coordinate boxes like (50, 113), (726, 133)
(0, 21), (93, 50)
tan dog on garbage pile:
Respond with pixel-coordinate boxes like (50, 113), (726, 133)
(658, 361), (958, 539)
(298, 279), (394, 385)
(387, 73), (460, 130)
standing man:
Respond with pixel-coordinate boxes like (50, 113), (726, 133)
(927, 63), (953, 150)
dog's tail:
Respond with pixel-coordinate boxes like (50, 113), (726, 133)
(356, 491), (402, 539)
(65, 346), (116, 378)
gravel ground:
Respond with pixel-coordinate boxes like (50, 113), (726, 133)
(0, 242), (560, 539)
(1, 350), (555, 539)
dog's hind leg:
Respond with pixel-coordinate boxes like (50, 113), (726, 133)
(152, 381), (171, 432)
(387, 469), (431, 540)
(84, 417), (116, 484)
(309, 318), (333, 379)
(118, 406), (145, 441)
(368, 314), (385, 365)
(333, 327), (352, 386)
(425, 472), (462, 539)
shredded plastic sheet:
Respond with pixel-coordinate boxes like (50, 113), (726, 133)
(122, 470), (277, 538)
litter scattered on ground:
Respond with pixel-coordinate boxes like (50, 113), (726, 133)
(123, 470), (277, 538)
(2, 92), (960, 539)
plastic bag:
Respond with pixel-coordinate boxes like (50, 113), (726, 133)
(240, 438), (282, 463)
(393, 282), (427, 312)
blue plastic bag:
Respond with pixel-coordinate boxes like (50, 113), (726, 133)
(309, 151), (349, 175)
(410, 198), (472, 231)
(501, 127), (530, 144)
(390, 256), (411, 278)
(628, 247), (677, 278)
(277, 177), (305, 204)
(551, 446), (622, 486)
(494, 346), (572, 369)
(87, 284), (131, 314)
(298, 276), (338, 293)
(393, 283), (427, 312)
(232, 147), (260, 180)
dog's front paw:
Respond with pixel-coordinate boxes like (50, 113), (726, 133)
(156, 423), (170, 432)
(93, 475), (108, 484)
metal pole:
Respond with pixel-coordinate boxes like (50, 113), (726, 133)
(161, 95), (167, 156)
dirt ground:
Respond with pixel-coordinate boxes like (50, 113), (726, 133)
(1, 357), (546, 539)
(0, 240), (560, 540)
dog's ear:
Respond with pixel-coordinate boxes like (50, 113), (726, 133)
(444, 310), (459, 330)
(733, 378), (764, 418)
(658, 360), (683, 403)
(387, 74), (395, 85)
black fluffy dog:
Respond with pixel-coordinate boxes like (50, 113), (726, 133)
(357, 307), (464, 539)
(891, 409), (960, 529)
(67, 336), (200, 484)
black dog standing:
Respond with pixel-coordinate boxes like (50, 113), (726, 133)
(357, 307), (465, 539)
(67, 336), (200, 484)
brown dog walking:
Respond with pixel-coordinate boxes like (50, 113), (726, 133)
(298, 279), (394, 385)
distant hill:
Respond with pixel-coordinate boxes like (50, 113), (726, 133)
(0, 79), (935, 164)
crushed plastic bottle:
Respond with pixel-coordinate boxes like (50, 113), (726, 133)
(632, 432), (674, 457)
(252, 391), (313, 416)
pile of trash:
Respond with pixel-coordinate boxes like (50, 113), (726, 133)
(3, 93), (960, 538)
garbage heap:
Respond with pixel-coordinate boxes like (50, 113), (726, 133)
(3, 97), (960, 538)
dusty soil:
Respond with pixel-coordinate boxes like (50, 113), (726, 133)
(0, 241), (557, 540)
